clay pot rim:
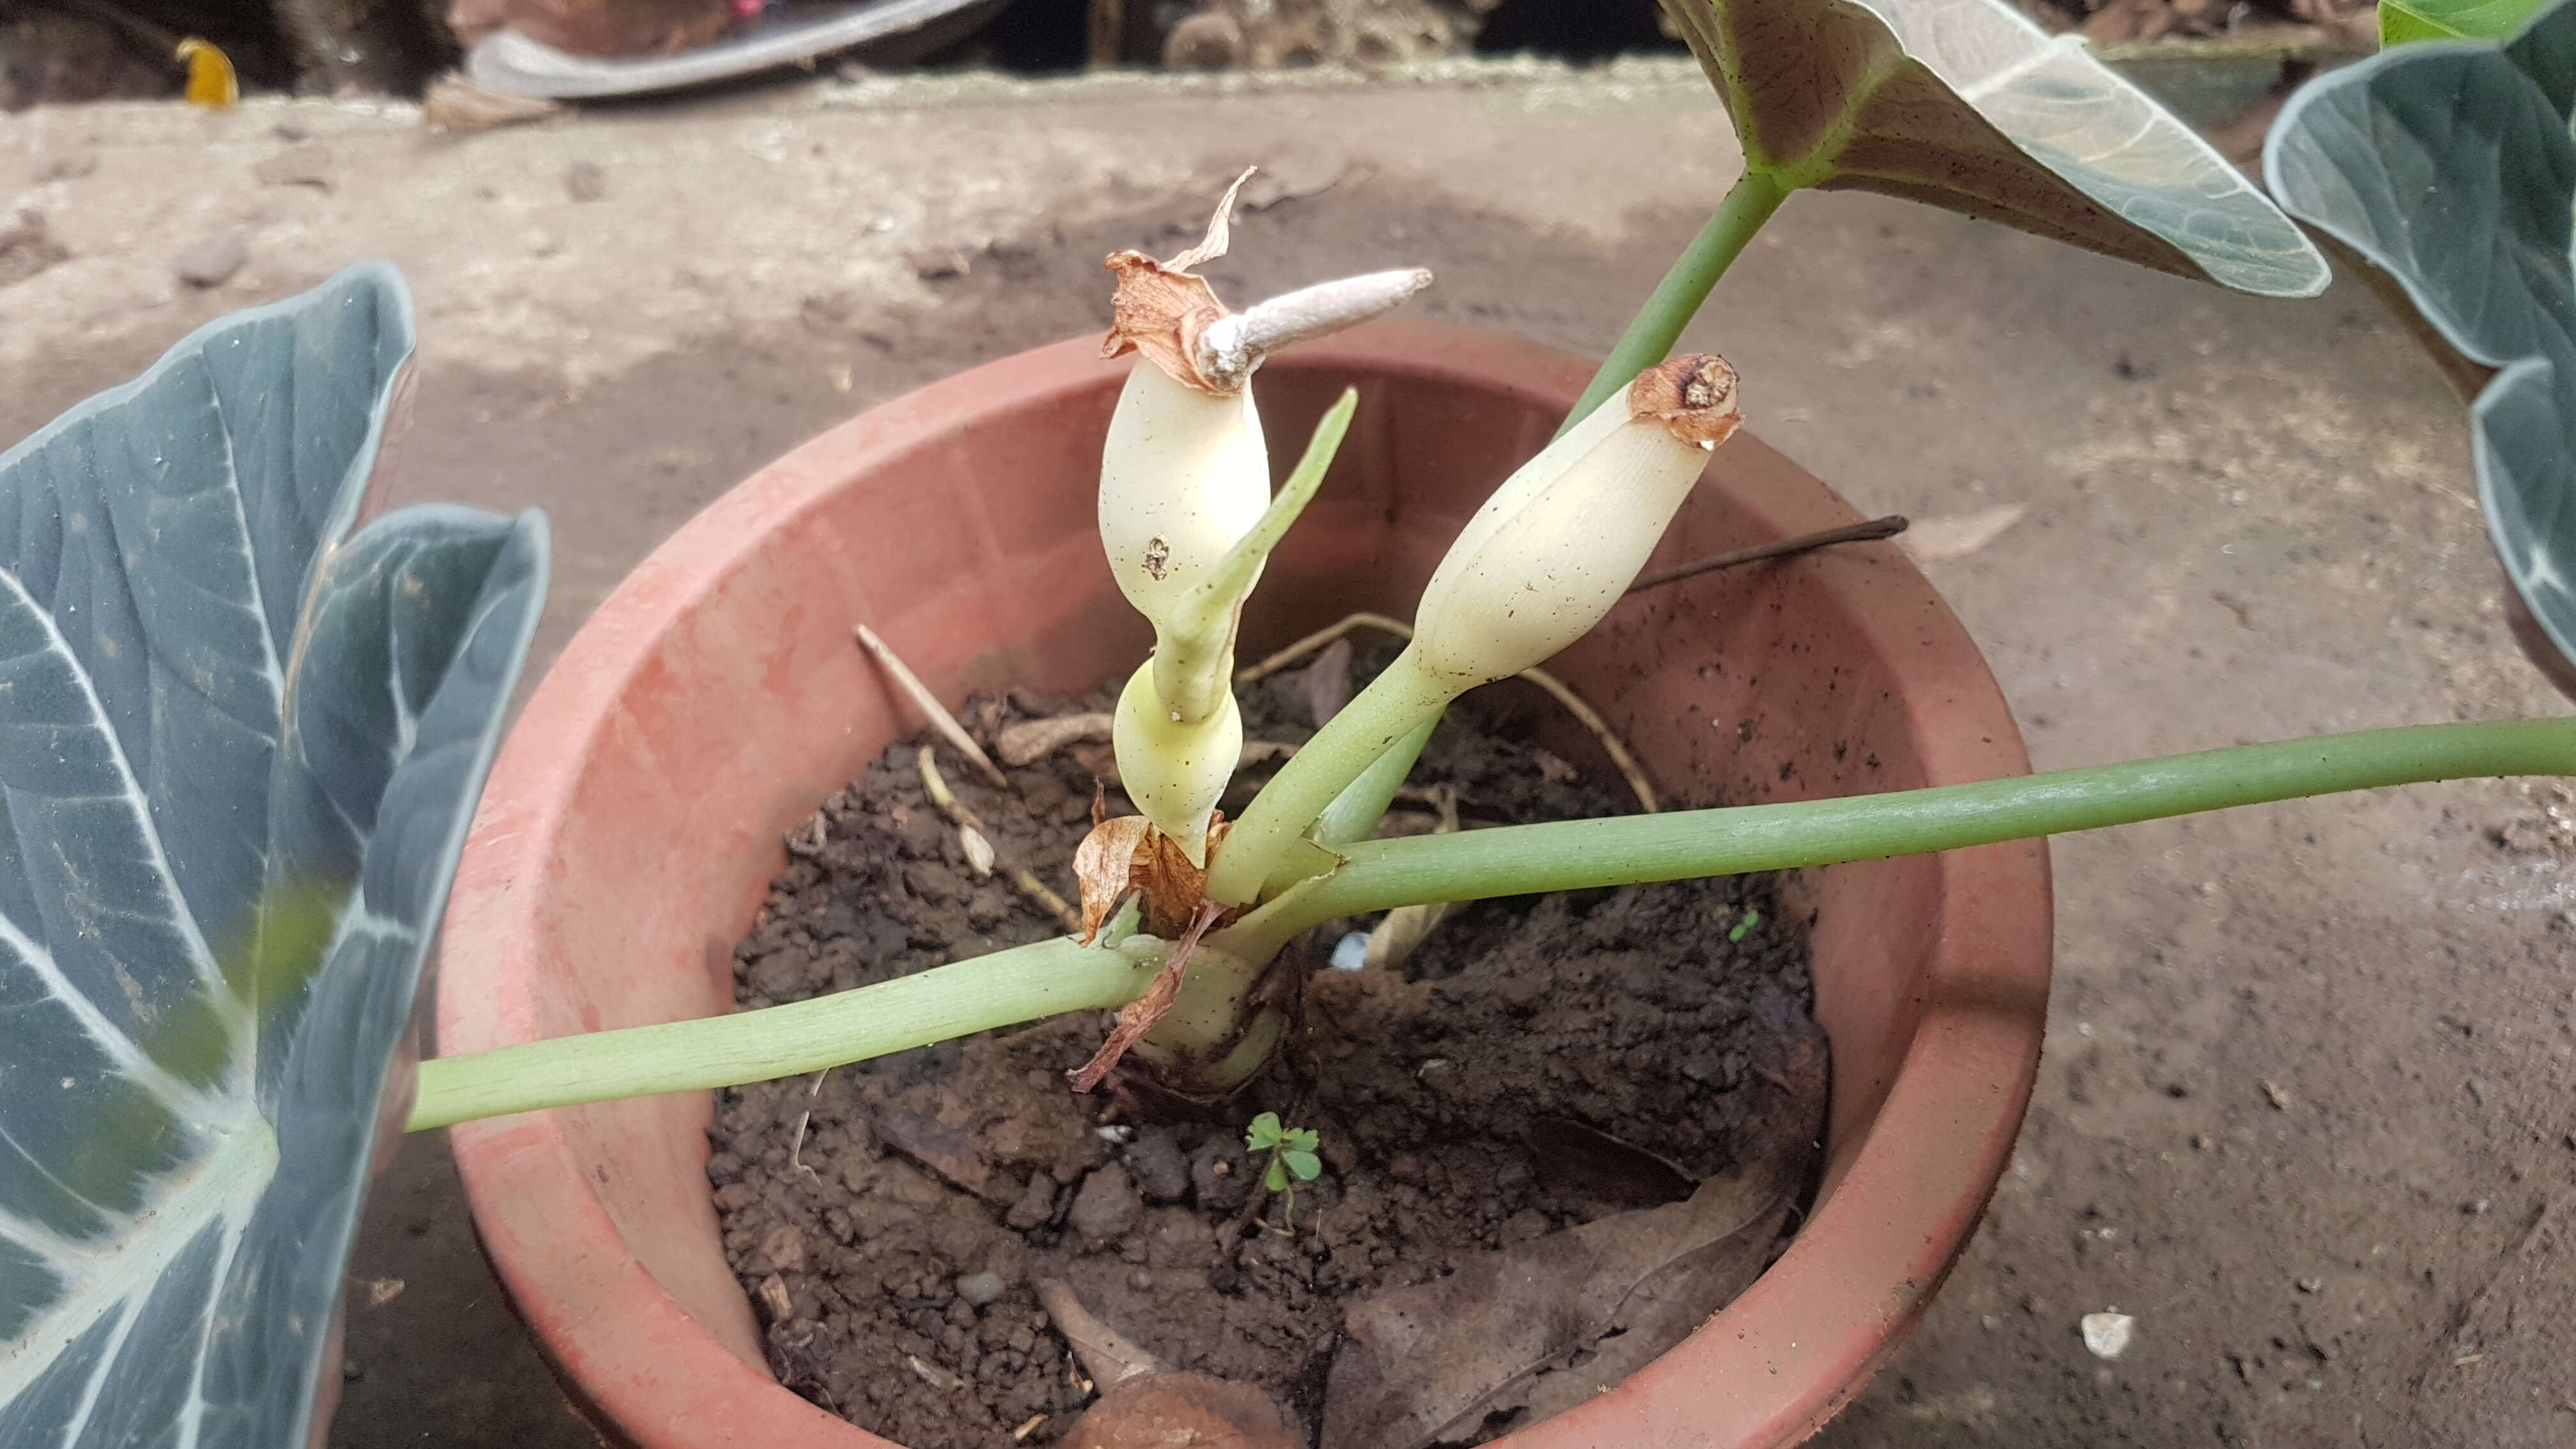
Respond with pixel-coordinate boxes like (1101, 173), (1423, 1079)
(441, 319), (2048, 1449)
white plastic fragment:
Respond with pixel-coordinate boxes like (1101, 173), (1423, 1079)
(1330, 931), (1370, 971)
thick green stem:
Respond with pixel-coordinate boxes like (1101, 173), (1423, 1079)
(410, 936), (1155, 1131)
(1238, 719), (2576, 938)
(1315, 716), (1439, 847)
(1205, 645), (1456, 905)
(1559, 168), (1792, 438)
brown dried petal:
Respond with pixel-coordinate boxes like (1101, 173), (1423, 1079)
(1099, 168), (1255, 392)
(1073, 816), (1152, 944)
(1629, 353), (1744, 448)
(1074, 814), (1230, 942)
(1166, 166), (1254, 273)
(1135, 818), (1226, 939)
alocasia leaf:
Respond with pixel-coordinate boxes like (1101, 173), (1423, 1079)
(2264, 0), (2576, 675)
(2380, 0), (2549, 45)
(1658, 0), (2331, 296)
(0, 264), (547, 1446)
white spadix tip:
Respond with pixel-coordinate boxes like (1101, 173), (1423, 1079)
(1195, 268), (1436, 390)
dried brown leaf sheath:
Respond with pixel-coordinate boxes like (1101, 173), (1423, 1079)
(1073, 815), (1230, 942)
(1073, 816), (1153, 944)
(1069, 900), (1222, 1092)
(1630, 353), (1744, 448)
(1101, 168), (1255, 394)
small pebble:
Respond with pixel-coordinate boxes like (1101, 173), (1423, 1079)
(2081, 1311), (2135, 1361)
(173, 234), (247, 289)
(955, 1271), (1006, 1308)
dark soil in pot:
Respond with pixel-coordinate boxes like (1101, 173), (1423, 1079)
(707, 649), (1829, 1448)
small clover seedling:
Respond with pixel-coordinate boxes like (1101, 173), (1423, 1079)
(1729, 907), (1761, 943)
(1245, 1112), (1324, 1234)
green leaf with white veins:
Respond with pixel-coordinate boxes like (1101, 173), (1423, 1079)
(0, 265), (546, 1447)
(2264, 0), (2576, 680)
(1658, 0), (2331, 296)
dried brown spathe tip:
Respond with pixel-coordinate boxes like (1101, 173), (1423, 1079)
(1629, 354), (1745, 448)
(1101, 168), (1256, 393)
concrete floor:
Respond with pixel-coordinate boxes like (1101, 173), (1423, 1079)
(4, 57), (2572, 1449)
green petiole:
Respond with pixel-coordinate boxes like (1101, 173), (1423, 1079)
(1559, 168), (1793, 436)
(409, 934), (1156, 1131)
(415, 717), (2576, 1131)
(1238, 718), (2576, 939)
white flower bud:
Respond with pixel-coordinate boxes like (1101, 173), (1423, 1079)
(1112, 659), (1242, 867)
(1099, 362), (1270, 723)
(1413, 355), (1742, 688)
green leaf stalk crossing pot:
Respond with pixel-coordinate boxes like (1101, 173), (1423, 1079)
(435, 321), (2052, 1448)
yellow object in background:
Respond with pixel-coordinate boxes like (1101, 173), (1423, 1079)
(176, 38), (238, 109)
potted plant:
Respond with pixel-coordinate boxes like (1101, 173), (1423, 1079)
(10, 0), (2576, 1445)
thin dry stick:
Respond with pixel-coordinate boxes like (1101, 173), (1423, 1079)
(1036, 1279), (1165, 1388)
(1236, 613), (1659, 813)
(917, 747), (1084, 933)
(855, 623), (1009, 788)
(1627, 514), (1909, 593)
(786, 1068), (829, 1186)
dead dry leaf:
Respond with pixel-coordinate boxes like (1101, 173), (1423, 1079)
(1063, 1370), (1300, 1449)
(1525, 1117), (1697, 1211)
(1321, 1168), (1793, 1449)
(1322, 1000), (1829, 1449)
(1901, 503), (2028, 562)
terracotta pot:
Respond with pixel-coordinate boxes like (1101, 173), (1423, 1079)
(439, 321), (2051, 1448)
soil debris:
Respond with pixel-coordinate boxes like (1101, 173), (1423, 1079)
(709, 654), (1823, 1446)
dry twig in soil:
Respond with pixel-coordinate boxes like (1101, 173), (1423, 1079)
(856, 623), (1009, 787)
(916, 747), (1084, 933)
(1236, 612), (1659, 813)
